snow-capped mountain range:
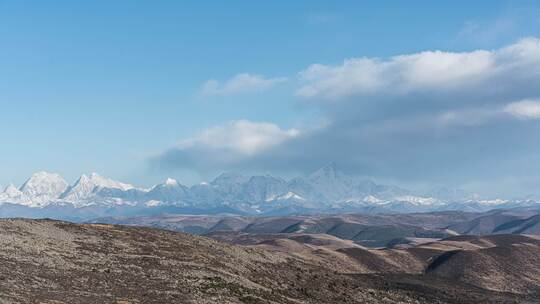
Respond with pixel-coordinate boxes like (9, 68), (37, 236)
(0, 164), (538, 221)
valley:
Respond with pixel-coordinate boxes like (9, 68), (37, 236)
(93, 207), (540, 248)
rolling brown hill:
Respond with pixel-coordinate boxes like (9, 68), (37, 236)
(447, 208), (540, 235)
(211, 231), (540, 298)
(423, 234), (540, 294)
(492, 214), (540, 234)
(92, 208), (540, 249)
(1, 219), (538, 303)
(0, 219), (467, 304)
(93, 212), (461, 248)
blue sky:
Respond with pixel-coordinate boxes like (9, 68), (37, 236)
(2, 1), (540, 196)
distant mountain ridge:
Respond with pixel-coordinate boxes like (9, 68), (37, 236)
(0, 164), (538, 220)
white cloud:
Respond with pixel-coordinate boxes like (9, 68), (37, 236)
(179, 120), (300, 156)
(155, 38), (540, 194)
(297, 37), (540, 100)
(504, 99), (540, 119)
(435, 98), (540, 127)
(498, 37), (540, 65)
(200, 73), (287, 96)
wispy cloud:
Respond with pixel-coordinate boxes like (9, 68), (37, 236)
(199, 73), (287, 97)
(457, 19), (517, 46)
(456, 5), (540, 47)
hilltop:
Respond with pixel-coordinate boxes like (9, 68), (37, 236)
(0, 219), (538, 303)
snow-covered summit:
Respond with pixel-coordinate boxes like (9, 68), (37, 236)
(394, 195), (440, 206)
(146, 178), (188, 203)
(19, 172), (69, 206)
(164, 178), (179, 186)
(60, 173), (135, 202)
(0, 166), (536, 216)
(0, 183), (32, 206)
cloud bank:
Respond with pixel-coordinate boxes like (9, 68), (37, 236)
(153, 120), (301, 172)
(155, 38), (540, 195)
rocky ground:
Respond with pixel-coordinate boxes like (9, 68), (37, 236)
(0, 219), (537, 303)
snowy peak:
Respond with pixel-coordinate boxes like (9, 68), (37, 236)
(146, 178), (188, 202)
(88, 173), (134, 191)
(363, 195), (384, 204)
(0, 167), (536, 215)
(149, 178), (185, 190)
(4, 183), (22, 196)
(153, 177), (189, 190)
(474, 199), (509, 206)
(60, 173), (135, 202)
(266, 191), (305, 202)
(242, 175), (288, 203)
(211, 172), (247, 187)
(164, 178), (179, 186)
(426, 187), (477, 201)
(0, 183), (31, 205)
(0, 172), (68, 207)
(19, 172), (69, 205)
(60, 175), (95, 202)
(304, 163), (359, 202)
(394, 195), (440, 206)
(308, 162), (341, 182)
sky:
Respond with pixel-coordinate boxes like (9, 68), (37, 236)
(1, 0), (540, 197)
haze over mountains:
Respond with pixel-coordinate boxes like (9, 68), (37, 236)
(1, 163), (539, 220)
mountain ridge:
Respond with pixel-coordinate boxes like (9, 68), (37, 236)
(0, 164), (538, 220)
